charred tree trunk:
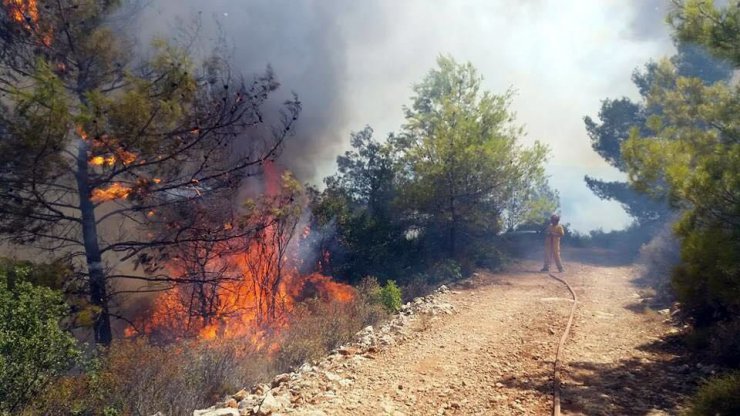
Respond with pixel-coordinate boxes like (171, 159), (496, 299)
(76, 140), (112, 346)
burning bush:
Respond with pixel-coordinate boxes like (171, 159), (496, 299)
(25, 282), (387, 416)
(125, 168), (357, 357)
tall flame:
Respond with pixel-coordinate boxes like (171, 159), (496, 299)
(126, 163), (355, 349)
(130, 242), (355, 347)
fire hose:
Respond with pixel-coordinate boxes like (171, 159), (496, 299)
(547, 272), (577, 416)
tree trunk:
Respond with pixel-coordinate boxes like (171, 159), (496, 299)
(76, 141), (113, 346)
(449, 196), (457, 260)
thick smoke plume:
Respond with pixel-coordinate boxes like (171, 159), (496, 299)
(130, 0), (382, 181)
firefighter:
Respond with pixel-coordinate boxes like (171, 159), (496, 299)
(541, 214), (565, 272)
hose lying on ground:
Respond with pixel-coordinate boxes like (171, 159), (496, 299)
(548, 272), (578, 416)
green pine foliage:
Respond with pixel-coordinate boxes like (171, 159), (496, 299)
(623, 0), (740, 367)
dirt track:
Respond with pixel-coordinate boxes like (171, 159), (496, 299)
(297, 255), (699, 415)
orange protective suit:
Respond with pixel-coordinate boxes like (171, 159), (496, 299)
(543, 223), (565, 272)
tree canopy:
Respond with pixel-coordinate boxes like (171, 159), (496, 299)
(312, 56), (556, 281)
(0, 1), (300, 344)
(582, 40), (732, 231)
(397, 55), (553, 259)
(623, 0), (739, 332)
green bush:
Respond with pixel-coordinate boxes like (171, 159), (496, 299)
(672, 226), (740, 328)
(686, 371), (740, 416)
(355, 276), (389, 324)
(0, 263), (80, 415)
(431, 259), (462, 282)
(380, 280), (402, 313)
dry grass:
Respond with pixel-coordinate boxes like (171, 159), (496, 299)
(26, 290), (388, 416)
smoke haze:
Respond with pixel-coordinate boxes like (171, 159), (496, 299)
(134, 0), (676, 232)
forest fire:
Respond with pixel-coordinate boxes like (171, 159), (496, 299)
(91, 182), (133, 202)
(125, 163), (356, 350)
(3, 0), (38, 28)
(3, 0), (52, 46)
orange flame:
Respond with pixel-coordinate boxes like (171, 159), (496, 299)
(3, 0), (51, 46)
(76, 125), (89, 141)
(91, 183), (132, 202)
(3, 0), (38, 26)
(130, 242), (355, 348)
(127, 163), (355, 350)
(89, 155), (117, 167)
(80, 127), (139, 168)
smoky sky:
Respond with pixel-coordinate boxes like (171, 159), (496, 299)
(622, 0), (672, 41)
(132, 0), (373, 180)
(131, 0), (677, 232)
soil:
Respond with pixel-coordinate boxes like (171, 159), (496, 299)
(292, 251), (702, 415)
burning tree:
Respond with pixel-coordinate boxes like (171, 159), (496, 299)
(133, 170), (356, 346)
(0, 1), (301, 345)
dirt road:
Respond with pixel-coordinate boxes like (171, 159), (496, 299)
(296, 257), (698, 415)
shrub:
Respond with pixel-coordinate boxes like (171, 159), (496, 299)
(355, 276), (389, 325)
(277, 290), (388, 371)
(430, 259), (462, 282)
(28, 280), (393, 415)
(277, 300), (348, 370)
(709, 320), (740, 368)
(0, 263), (80, 415)
(356, 276), (382, 305)
(686, 371), (740, 416)
(672, 225), (740, 327)
(26, 339), (273, 416)
(380, 280), (402, 313)
(402, 273), (434, 301)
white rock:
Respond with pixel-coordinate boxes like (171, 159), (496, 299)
(380, 334), (395, 346)
(256, 392), (282, 415)
(193, 408), (239, 416)
(271, 373), (291, 387)
(324, 371), (342, 382)
(292, 411), (328, 416)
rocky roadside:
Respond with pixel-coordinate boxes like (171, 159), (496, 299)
(185, 260), (705, 416)
(189, 285), (457, 416)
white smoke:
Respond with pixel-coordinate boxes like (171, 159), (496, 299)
(129, 0), (676, 232)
